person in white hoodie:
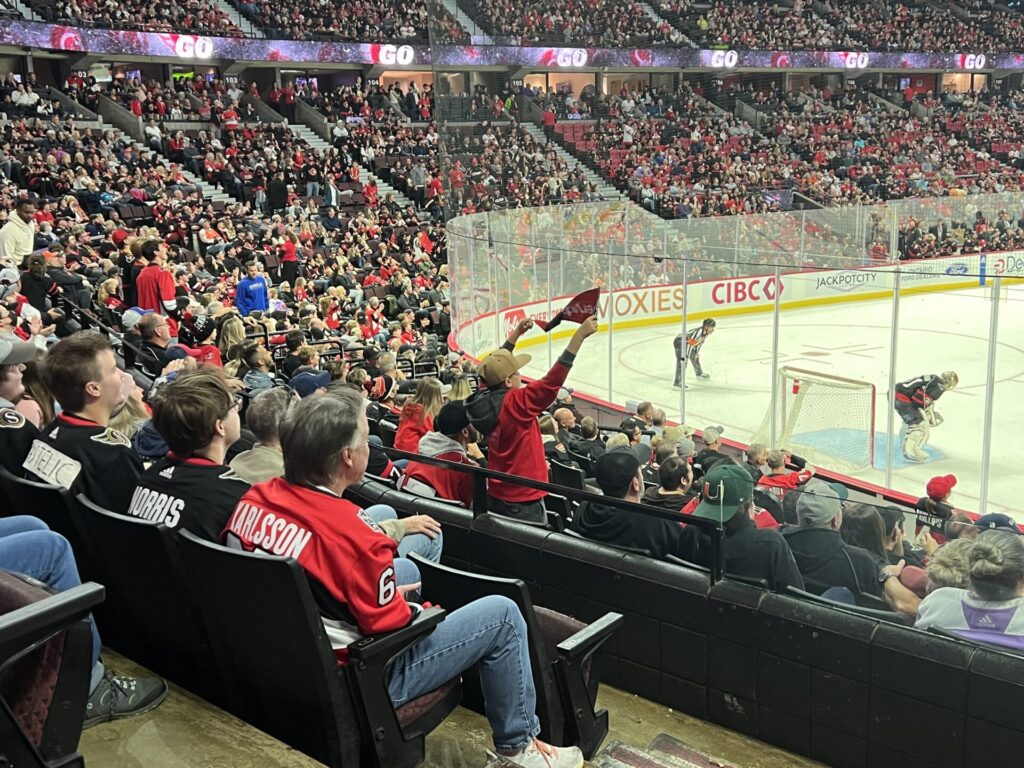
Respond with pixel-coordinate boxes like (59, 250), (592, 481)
(0, 198), (37, 268)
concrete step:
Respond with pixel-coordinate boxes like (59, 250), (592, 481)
(214, 0), (266, 37)
(521, 122), (623, 200)
(442, 0), (492, 43)
(11, 0), (43, 19)
(286, 123), (416, 209)
(133, 140), (236, 202)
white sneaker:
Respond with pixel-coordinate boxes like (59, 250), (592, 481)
(501, 739), (584, 768)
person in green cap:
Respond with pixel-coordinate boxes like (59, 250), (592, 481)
(691, 464), (804, 592)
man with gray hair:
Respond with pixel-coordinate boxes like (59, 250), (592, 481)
(223, 389), (584, 768)
(230, 386), (297, 483)
(744, 443), (767, 482)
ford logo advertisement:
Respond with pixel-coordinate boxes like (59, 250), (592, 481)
(945, 263), (969, 276)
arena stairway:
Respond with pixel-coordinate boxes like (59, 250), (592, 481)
(521, 122), (624, 201)
(287, 122), (417, 210)
(440, 0), (494, 43)
(214, 0), (266, 37)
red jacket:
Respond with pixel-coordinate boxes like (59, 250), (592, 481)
(222, 478), (409, 663)
(488, 357), (570, 503)
(394, 403), (432, 453)
(757, 470), (814, 501)
(401, 431), (477, 508)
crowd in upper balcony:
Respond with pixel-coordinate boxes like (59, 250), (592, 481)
(34, 0), (245, 36)
(231, 0), (468, 42)
(462, 0), (686, 45)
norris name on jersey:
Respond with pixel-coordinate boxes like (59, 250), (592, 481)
(126, 487), (186, 527)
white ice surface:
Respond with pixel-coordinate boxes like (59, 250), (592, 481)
(520, 284), (1024, 519)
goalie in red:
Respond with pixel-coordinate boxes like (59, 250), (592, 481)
(894, 371), (958, 462)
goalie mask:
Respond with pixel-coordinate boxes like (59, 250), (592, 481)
(940, 371), (958, 391)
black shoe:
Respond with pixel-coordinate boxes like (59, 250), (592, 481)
(84, 671), (168, 729)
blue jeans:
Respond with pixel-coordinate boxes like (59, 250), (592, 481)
(0, 516), (104, 691)
(365, 504), (443, 562)
(387, 593), (540, 752)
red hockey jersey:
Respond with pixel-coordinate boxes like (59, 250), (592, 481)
(222, 478), (411, 662)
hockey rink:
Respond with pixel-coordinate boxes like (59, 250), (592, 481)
(520, 284), (1024, 520)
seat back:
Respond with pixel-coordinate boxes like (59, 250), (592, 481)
(0, 468), (101, 585)
(175, 530), (360, 768)
(408, 552), (620, 758)
(72, 496), (222, 705)
(0, 574), (101, 768)
(408, 554), (566, 744)
(565, 449), (593, 477)
(379, 420), (398, 449)
(549, 459), (586, 492)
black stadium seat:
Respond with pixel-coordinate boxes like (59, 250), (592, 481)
(175, 529), (460, 768)
(408, 553), (622, 758)
(0, 467), (102, 585)
(72, 495), (223, 706)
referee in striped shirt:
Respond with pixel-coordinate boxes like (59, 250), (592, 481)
(673, 318), (716, 388)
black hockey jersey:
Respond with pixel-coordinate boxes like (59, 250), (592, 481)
(0, 406), (39, 474)
(895, 374), (945, 409)
(127, 455), (250, 542)
(23, 413), (144, 513)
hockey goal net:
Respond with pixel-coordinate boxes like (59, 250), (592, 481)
(752, 367), (876, 472)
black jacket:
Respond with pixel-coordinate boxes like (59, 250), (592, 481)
(694, 518), (804, 592)
(640, 484), (694, 512)
(0, 405), (38, 473)
(571, 498), (696, 561)
(574, 437), (607, 463)
(782, 527), (882, 596)
(694, 448), (732, 474)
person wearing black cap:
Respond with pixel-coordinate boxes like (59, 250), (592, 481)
(571, 450), (695, 561)
(399, 402), (482, 508)
(689, 464), (803, 591)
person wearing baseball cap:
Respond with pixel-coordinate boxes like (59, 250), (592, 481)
(290, 369), (331, 398)
(0, 335), (42, 471)
(475, 314), (599, 524)
(783, 480), (898, 599)
(399, 401), (483, 508)
(694, 425), (731, 476)
(571, 450), (693, 560)
(689, 464), (804, 591)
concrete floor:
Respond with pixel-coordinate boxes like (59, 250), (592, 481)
(79, 653), (822, 768)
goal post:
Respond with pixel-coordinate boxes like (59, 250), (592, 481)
(753, 366), (876, 472)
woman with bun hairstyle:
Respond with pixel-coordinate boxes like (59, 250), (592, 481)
(916, 530), (1024, 651)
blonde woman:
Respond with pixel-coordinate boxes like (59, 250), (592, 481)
(394, 377), (446, 453)
(218, 312), (247, 358)
(98, 278), (123, 311)
(447, 375), (472, 403)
